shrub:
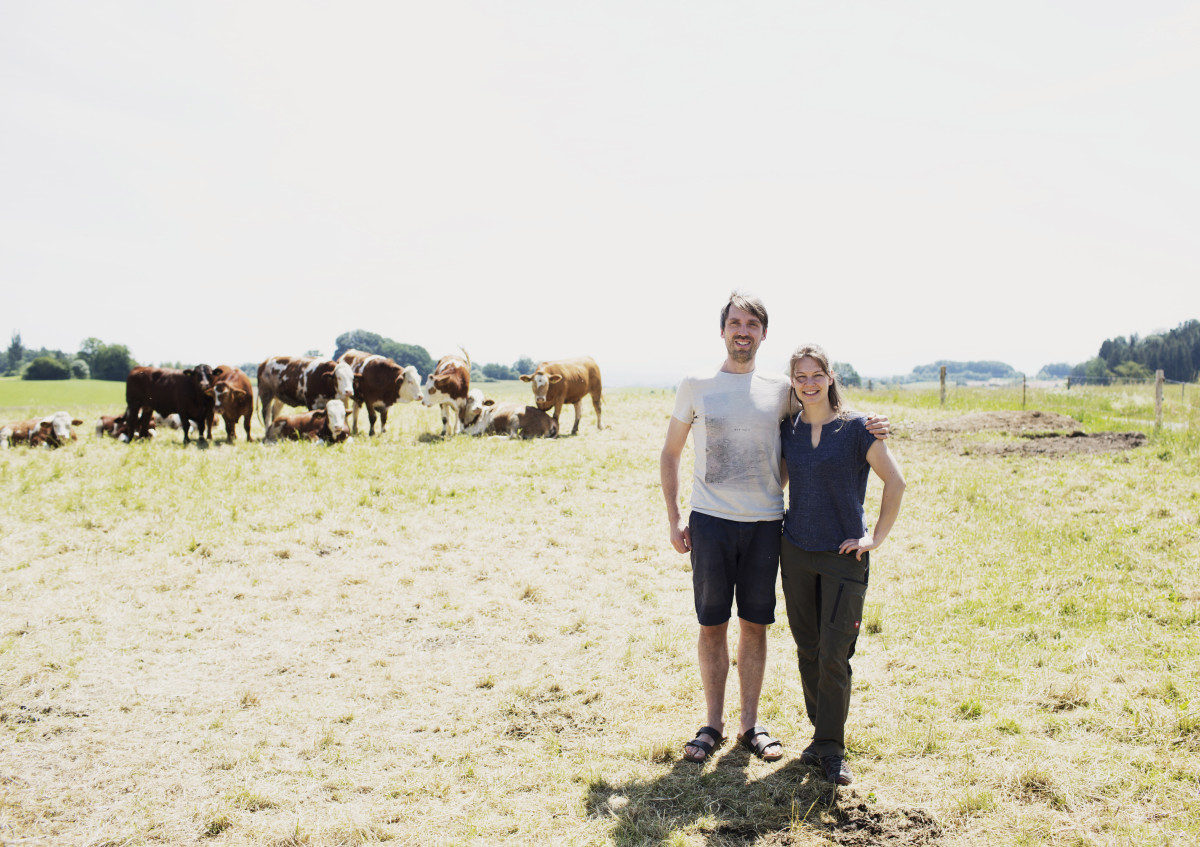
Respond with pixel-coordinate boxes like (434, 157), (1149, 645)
(22, 356), (71, 380)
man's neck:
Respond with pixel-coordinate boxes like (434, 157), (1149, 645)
(720, 357), (756, 375)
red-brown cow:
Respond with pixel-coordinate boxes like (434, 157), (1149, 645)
(520, 357), (603, 435)
(257, 356), (354, 428)
(211, 365), (255, 442)
(421, 350), (471, 437)
(96, 412), (148, 441)
(337, 349), (423, 436)
(264, 399), (351, 444)
(463, 401), (558, 439)
(125, 365), (215, 445)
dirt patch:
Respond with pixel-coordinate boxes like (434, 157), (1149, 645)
(914, 410), (1082, 434)
(755, 796), (943, 845)
(971, 431), (1146, 456)
(910, 410), (1146, 457)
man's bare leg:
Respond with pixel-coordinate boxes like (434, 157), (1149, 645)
(685, 621), (729, 760)
(735, 618), (782, 760)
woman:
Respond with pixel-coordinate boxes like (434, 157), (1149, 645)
(779, 344), (905, 786)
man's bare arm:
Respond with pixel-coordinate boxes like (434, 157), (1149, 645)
(660, 416), (692, 553)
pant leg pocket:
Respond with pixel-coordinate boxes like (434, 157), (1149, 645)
(827, 563), (869, 634)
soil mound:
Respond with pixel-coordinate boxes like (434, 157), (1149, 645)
(912, 410), (1146, 457)
(916, 410), (1081, 434)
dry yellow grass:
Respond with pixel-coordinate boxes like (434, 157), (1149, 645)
(1, 384), (1197, 846)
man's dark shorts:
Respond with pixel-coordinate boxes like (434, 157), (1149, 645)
(689, 511), (782, 626)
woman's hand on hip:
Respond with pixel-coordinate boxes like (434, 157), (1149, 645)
(839, 535), (879, 560)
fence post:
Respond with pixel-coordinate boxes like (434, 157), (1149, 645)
(1066, 376), (1071, 390)
(868, 379), (873, 392)
(1155, 370), (1164, 430)
(940, 366), (947, 406)
(1022, 374), (1026, 410)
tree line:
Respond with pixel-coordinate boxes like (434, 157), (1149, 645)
(5, 333), (138, 381)
(4, 329), (539, 384)
(1073, 320), (1200, 384)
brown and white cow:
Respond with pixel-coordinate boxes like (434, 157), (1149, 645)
(257, 356), (354, 429)
(464, 401), (558, 439)
(422, 350), (471, 437)
(337, 349), (422, 436)
(125, 365), (215, 445)
(210, 365), (255, 442)
(1, 412), (84, 448)
(520, 357), (603, 435)
(264, 399), (351, 444)
(96, 412), (148, 441)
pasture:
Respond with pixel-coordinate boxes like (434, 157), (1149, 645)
(1, 378), (1198, 846)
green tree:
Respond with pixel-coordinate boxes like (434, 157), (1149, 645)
(832, 361), (861, 388)
(514, 356), (537, 376)
(332, 330), (434, 376)
(1081, 357), (1112, 385)
(1112, 360), (1151, 380)
(482, 362), (518, 380)
(70, 359), (91, 379)
(6, 331), (24, 375)
(77, 337), (104, 369)
(23, 356), (71, 380)
(91, 344), (137, 381)
(1037, 363), (1072, 378)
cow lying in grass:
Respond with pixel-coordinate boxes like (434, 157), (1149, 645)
(264, 399), (351, 444)
(463, 401), (557, 439)
(1, 412), (85, 448)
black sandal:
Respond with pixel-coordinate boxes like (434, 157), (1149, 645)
(683, 725), (724, 763)
(738, 726), (783, 761)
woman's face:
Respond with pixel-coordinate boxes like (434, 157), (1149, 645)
(791, 356), (831, 405)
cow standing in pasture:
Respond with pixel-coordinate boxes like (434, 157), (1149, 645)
(264, 399), (351, 444)
(211, 365), (255, 442)
(422, 350), (472, 437)
(463, 401), (558, 439)
(1, 412), (84, 448)
(124, 366), (215, 445)
(520, 357), (603, 435)
(257, 356), (354, 429)
(337, 349), (423, 436)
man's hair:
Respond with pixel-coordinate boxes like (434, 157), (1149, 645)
(720, 291), (768, 333)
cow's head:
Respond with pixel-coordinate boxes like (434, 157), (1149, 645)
(460, 388), (489, 429)
(332, 362), (355, 402)
(186, 365), (215, 397)
(213, 383), (248, 414)
(520, 369), (562, 404)
(397, 365), (422, 403)
(36, 411), (82, 448)
(322, 399), (350, 443)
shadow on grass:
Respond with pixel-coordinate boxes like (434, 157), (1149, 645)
(585, 745), (942, 846)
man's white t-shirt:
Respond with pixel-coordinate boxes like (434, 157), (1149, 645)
(671, 369), (790, 522)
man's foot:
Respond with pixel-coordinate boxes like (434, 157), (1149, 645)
(683, 726), (724, 763)
(821, 754), (853, 785)
(799, 747), (821, 767)
(738, 726), (783, 761)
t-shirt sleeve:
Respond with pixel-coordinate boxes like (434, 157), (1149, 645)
(855, 416), (873, 463)
(671, 377), (695, 424)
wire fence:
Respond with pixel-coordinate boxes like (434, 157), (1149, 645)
(860, 370), (1199, 434)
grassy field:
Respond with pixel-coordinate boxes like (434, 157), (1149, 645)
(1, 379), (1198, 846)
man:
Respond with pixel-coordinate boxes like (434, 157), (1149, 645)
(660, 291), (887, 767)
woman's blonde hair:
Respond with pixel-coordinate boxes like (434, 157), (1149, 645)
(786, 344), (844, 418)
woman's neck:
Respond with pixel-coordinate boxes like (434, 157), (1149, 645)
(799, 400), (835, 425)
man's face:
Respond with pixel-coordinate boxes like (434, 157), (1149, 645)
(721, 304), (766, 364)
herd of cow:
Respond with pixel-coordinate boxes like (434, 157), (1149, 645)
(0, 351), (605, 449)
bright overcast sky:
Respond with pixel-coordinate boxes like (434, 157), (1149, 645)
(3, 2), (1198, 385)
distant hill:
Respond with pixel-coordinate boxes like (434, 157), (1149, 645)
(908, 360), (1017, 382)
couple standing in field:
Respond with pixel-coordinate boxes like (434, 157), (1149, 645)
(660, 291), (906, 786)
